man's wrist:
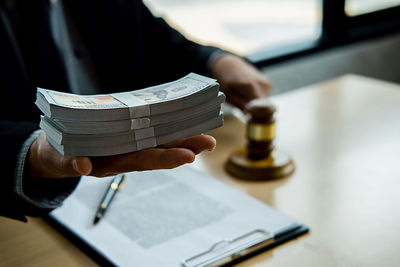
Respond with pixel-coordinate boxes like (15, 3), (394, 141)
(14, 129), (80, 210)
(207, 49), (233, 75)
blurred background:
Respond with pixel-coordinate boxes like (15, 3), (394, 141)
(144, 0), (400, 94)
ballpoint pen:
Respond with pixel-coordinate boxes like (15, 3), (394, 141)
(93, 173), (126, 225)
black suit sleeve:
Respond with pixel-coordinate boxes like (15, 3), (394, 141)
(64, 0), (224, 91)
(0, 4), (79, 221)
(0, 122), (81, 221)
(0, 121), (39, 221)
(139, 2), (223, 82)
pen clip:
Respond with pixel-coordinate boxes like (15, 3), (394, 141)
(181, 229), (274, 267)
(112, 173), (127, 191)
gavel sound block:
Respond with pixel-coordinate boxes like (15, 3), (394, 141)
(225, 99), (295, 180)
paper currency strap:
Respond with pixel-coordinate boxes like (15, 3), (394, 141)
(110, 92), (150, 118)
(247, 122), (275, 141)
(130, 117), (151, 130)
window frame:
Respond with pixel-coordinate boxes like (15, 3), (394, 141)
(249, 0), (400, 67)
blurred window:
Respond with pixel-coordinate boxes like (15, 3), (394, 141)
(144, 0), (322, 56)
(346, 0), (400, 16)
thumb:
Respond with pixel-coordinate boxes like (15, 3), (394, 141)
(29, 132), (93, 178)
(44, 154), (93, 178)
(69, 157), (93, 176)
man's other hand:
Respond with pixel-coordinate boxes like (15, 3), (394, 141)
(211, 54), (272, 111)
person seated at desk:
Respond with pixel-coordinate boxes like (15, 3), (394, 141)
(0, 0), (270, 221)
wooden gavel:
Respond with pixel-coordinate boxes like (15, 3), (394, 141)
(225, 99), (294, 180)
(246, 99), (276, 160)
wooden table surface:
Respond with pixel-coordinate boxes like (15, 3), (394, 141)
(1, 74), (400, 267)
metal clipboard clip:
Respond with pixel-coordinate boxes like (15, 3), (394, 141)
(181, 229), (274, 267)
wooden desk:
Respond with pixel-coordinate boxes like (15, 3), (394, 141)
(1, 74), (400, 266)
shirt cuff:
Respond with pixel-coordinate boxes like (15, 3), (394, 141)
(14, 129), (80, 210)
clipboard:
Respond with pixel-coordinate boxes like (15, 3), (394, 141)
(48, 166), (309, 266)
(182, 226), (308, 267)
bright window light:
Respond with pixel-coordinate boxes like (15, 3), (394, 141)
(144, 0), (321, 56)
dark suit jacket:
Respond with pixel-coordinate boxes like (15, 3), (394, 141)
(0, 0), (220, 220)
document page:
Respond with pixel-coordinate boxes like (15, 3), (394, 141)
(51, 165), (301, 266)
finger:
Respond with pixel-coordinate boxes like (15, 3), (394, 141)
(73, 157), (93, 176)
(40, 147), (92, 177)
(161, 134), (216, 154)
(225, 93), (249, 111)
(89, 148), (195, 177)
(257, 79), (272, 96)
(228, 79), (271, 101)
(231, 81), (263, 100)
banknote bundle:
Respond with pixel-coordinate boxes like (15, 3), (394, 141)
(35, 73), (224, 156)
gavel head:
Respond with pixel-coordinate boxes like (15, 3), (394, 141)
(226, 98), (294, 180)
(246, 98), (276, 160)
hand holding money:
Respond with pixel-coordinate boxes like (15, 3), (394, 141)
(35, 73), (224, 156)
(27, 131), (216, 179)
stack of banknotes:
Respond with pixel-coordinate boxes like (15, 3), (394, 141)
(35, 73), (225, 156)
